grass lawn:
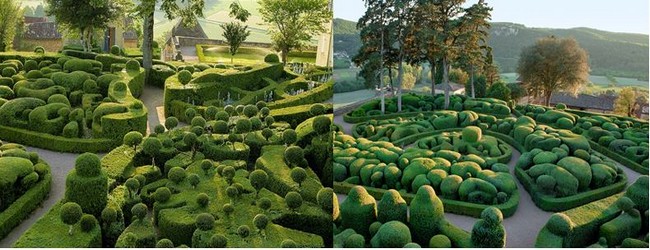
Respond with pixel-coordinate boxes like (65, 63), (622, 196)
(197, 45), (315, 64)
(501, 73), (649, 94)
(333, 89), (376, 109)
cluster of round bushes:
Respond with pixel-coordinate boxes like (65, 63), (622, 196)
(353, 110), (516, 143)
(349, 93), (511, 118)
(334, 127), (517, 205)
(334, 185), (506, 247)
(0, 143), (49, 211)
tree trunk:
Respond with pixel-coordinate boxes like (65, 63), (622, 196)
(380, 68), (385, 114)
(544, 92), (552, 107)
(470, 65), (475, 98)
(443, 57), (450, 109)
(397, 57), (404, 112)
(430, 61), (436, 96)
(281, 48), (288, 64)
(142, 10), (154, 85)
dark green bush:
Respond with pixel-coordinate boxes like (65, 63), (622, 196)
(377, 189), (407, 223)
(285, 191), (303, 211)
(125, 60), (140, 71)
(60, 202), (83, 235)
(370, 220), (411, 248)
(196, 193), (209, 207)
(80, 214), (98, 232)
(131, 203), (147, 221)
(154, 187), (171, 203)
(65, 153), (108, 217)
(410, 185), (444, 245)
(168, 167), (186, 184)
(471, 207), (505, 247)
(264, 54), (280, 63)
(237, 225), (250, 238)
(156, 239), (174, 248)
(195, 213), (215, 231)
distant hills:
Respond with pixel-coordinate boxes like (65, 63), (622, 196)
(334, 18), (649, 80)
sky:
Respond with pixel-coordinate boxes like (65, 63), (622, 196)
(334, 0), (650, 34)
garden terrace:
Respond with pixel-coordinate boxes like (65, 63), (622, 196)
(516, 104), (649, 174)
(335, 96), (640, 224)
(0, 54), (147, 153)
(163, 60), (333, 125)
(0, 143), (51, 241)
(14, 102), (334, 247)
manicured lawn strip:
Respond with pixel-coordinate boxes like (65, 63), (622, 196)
(0, 171), (51, 239)
(534, 193), (623, 247)
(333, 181), (520, 218)
(13, 202), (102, 247)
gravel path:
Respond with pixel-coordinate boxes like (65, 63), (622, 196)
(333, 114), (642, 248)
(0, 85), (165, 247)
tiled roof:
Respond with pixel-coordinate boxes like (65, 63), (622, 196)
(24, 16), (48, 24)
(24, 22), (62, 39)
(172, 20), (207, 39)
(550, 92), (615, 111)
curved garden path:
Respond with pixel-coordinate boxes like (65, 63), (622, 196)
(334, 113), (642, 248)
(0, 85), (165, 247)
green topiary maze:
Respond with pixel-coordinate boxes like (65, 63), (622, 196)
(335, 95), (647, 248)
(14, 98), (332, 247)
(0, 55), (146, 153)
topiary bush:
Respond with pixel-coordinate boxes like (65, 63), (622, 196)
(410, 185), (445, 245)
(65, 153), (108, 217)
(264, 54), (280, 63)
(125, 59), (140, 71)
(471, 207), (506, 247)
(285, 191), (303, 211)
(377, 189), (407, 224)
(370, 220), (412, 248)
(61, 202), (83, 235)
(80, 214), (98, 232)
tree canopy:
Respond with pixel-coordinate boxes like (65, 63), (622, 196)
(517, 36), (590, 106)
(220, 2), (251, 63)
(0, 0), (23, 52)
(258, 0), (332, 63)
(45, 0), (132, 51)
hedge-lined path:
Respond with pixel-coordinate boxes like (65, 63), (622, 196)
(0, 84), (166, 248)
(333, 113), (642, 247)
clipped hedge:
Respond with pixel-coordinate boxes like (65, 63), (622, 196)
(0, 171), (51, 240)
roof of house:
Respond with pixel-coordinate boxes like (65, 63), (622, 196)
(550, 92), (616, 111)
(23, 22), (62, 39)
(439, 82), (465, 92)
(24, 16), (48, 24)
(172, 20), (208, 39)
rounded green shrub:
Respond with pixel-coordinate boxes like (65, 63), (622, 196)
(237, 225), (250, 238)
(165, 117), (179, 130)
(284, 146), (304, 167)
(340, 186), (377, 238)
(178, 70), (192, 86)
(26, 70), (43, 79)
(470, 207), (505, 247)
(1, 67), (16, 77)
(313, 116), (332, 135)
(462, 126), (482, 143)
(156, 239), (174, 248)
(290, 167), (307, 186)
(344, 233), (365, 248)
(210, 234), (227, 248)
(191, 116), (206, 128)
(440, 175), (463, 199)
(376, 189), (407, 223)
(196, 213), (215, 231)
(168, 167), (186, 184)
(61, 202), (83, 234)
(410, 185), (445, 245)
(316, 187), (334, 213)
(110, 45), (121, 56)
(25, 60), (38, 72)
(154, 187), (172, 203)
(243, 104), (258, 118)
(285, 191), (303, 210)
(123, 131), (143, 149)
(264, 54), (280, 63)
(253, 213), (269, 231)
(533, 151), (559, 165)
(196, 193), (210, 208)
(429, 234), (451, 248)
(556, 103), (567, 110)
(310, 103), (327, 116)
(282, 129), (297, 145)
(80, 214), (98, 232)
(250, 169), (268, 194)
(34, 46), (45, 54)
(536, 174), (556, 193)
(546, 213), (574, 236)
(125, 59), (140, 71)
(131, 203), (147, 221)
(370, 220), (411, 248)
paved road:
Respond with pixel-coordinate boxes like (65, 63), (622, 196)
(333, 114), (641, 248)
(0, 85), (165, 247)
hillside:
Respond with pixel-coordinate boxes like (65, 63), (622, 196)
(334, 18), (649, 80)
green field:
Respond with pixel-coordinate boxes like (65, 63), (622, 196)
(196, 45), (315, 64)
(500, 73), (649, 94)
(333, 89), (376, 109)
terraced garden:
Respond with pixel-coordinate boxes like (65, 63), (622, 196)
(333, 93), (648, 247)
(0, 44), (333, 248)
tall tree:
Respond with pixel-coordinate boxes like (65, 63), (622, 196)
(258, 0), (332, 64)
(134, 0), (205, 85)
(387, 0), (418, 112)
(614, 87), (643, 117)
(23, 6), (35, 17)
(456, 0), (491, 98)
(517, 36), (589, 106)
(411, 0), (441, 96)
(0, 0), (22, 52)
(34, 4), (46, 17)
(46, 0), (132, 52)
(220, 2), (251, 64)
